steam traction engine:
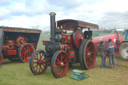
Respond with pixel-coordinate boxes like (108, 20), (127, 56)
(29, 12), (99, 78)
(0, 27), (41, 64)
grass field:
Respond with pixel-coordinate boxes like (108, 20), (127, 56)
(0, 33), (128, 85)
(0, 56), (128, 85)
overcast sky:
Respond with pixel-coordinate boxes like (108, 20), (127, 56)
(0, 0), (128, 30)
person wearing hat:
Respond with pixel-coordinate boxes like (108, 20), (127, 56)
(106, 39), (117, 68)
(98, 41), (106, 68)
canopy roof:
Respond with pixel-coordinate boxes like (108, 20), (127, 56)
(56, 19), (99, 31)
(0, 26), (42, 33)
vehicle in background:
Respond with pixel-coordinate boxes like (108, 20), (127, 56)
(119, 29), (128, 60)
(92, 33), (123, 55)
(0, 26), (41, 64)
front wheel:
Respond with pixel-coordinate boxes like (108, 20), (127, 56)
(29, 50), (48, 75)
(51, 50), (69, 78)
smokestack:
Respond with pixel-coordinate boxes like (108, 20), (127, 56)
(49, 12), (56, 41)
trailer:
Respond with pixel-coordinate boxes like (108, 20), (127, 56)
(0, 26), (41, 64)
(29, 12), (99, 78)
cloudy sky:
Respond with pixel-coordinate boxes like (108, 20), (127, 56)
(0, 0), (128, 30)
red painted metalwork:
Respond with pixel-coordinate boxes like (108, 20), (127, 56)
(30, 43), (36, 47)
(16, 36), (26, 47)
(60, 44), (72, 51)
(62, 33), (72, 43)
(2, 45), (9, 51)
(51, 50), (69, 78)
(18, 43), (35, 63)
(30, 50), (48, 75)
(0, 53), (3, 64)
(4, 50), (16, 55)
(2, 40), (16, 56)
(73, 29), (84, 48)
(7, 40), (15, 49)
(92, 34), (123, 55)
(67, 51), (75, 58)
(2, 40), (15, 51)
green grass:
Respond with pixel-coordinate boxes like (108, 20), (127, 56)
(0, 56), (128, 85)
(37, 33), (50, 49)
(0, 33), (128, 85)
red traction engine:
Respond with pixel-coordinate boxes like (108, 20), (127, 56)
(0, 27), (41, 64)
(29, 12), (99, 78)
(92, 33), (123, 55)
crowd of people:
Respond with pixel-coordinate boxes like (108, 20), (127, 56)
(98, 39), (117, 68)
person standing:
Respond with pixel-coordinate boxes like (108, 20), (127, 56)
(106, 39), (117, 68)
(98, 41), (106, 68)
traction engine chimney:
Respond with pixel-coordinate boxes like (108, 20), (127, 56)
(49, 12), (56, 42)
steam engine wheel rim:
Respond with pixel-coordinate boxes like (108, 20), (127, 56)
(84, 41), (96, 69)
(79, 39), (87, 69)
(82, 40), (96, 69)
(29, 50), (47, 75)
(19, 43), (35, 63)
(51, 50), (69, 78)
(0, 53), (3, 64)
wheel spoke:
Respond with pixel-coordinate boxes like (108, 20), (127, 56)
(39, 53), (42, 60)
(22, 47), (26, 52)
(33, 64), (38, 69)
(21, 51), (26, 54)
(21, 54), (25, 57)
(39, 65), (43, 70)
(56, 59), (61, 63)
(59, 67), (62, 74)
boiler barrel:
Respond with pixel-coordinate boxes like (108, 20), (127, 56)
(92, 34), (123, 55)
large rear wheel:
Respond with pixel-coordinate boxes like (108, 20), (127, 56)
(30, 50), (48, 75)
(119, 42), (128, 60)
(51, 50), (69, 78)
(79, 40), (96, 69)
(18, 43), (35, 63)
(79, 39), (87, 68)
